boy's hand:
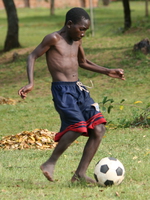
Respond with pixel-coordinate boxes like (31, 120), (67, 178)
(18, 84), (33, 99)
(108, 69), (125, 80)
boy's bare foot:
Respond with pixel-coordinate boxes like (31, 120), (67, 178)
(40, 162), (55, 182)
(71, 173), (96, 184)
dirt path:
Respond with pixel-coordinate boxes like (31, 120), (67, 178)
(0, 47), (35, 64)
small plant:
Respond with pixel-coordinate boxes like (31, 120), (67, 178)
(99, 97), (150, 128)
(99, 96), (125, 114)
(131, 103), (150, 128)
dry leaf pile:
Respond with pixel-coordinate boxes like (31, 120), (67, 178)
(0, 129), (57, 150)
(0, 96), (19, 105)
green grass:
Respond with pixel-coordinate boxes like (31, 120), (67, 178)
(0, 1), (150, 200)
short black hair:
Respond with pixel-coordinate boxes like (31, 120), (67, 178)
(65, 7), (90, 25)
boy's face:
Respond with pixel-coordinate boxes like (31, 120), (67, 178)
(68, 18), (90, 41)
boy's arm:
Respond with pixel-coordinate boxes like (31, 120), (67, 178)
(18, 33), (58, 99)
(78, 44), (125, 80)
(85, 59), (125, 80)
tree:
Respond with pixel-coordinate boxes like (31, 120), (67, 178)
(2, 0), (21, 51)
(145, 0), (149, 16)
(50, 0), (55, 15)
(102, 0), (110, 6)
(122, 0), (131, 30)
(80, 0), (86, 7)
(24, 0), (30, 8)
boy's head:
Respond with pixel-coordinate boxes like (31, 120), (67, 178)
(65, 7), (90, 25)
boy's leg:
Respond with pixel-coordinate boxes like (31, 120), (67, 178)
(40, 130), (81, 181)
(71, 124), (105, 183)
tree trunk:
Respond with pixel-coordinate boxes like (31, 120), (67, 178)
(2, 0), (21, 51)
(80, 0), (86, 7)
(122, 0), (131, 30)
(50, 0), (55, 16)
(102, 0), (110, 6)
(145, 0), (149, 17)
(24, 0), (30, 8)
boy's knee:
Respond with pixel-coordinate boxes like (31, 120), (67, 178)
(94, 124), (105, 138)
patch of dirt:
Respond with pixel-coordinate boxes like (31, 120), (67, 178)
(124, 27), (142, 34)
(0, 47), (35, 64)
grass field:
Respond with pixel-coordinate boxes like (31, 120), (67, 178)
(0, 1), (150, 200)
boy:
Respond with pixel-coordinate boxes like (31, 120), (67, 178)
(18, 7), (125, 184)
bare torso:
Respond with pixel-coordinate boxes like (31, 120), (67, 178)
(18, 17), (125, 101)
(46, 31), (80, 82)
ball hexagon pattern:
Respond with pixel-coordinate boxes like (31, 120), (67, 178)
(94, 157), (125, 187)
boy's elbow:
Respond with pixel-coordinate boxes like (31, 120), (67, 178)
(78, 60), (87, 68)
(27, 52), (37, 61)
(79, 63), (85, 69)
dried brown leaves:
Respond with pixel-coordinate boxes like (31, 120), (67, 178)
(0, 96), (20, 105)
(0, 129), (57, 150)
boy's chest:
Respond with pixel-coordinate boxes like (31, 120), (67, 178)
(56, 40), (79, 57)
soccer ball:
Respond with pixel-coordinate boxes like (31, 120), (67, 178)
(94, 157), (125, 187)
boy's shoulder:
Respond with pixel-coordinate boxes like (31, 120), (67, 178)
(43, 31), (62, 45)
(45, 31), (61, 40)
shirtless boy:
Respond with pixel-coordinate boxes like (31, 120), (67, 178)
(18, 7), (125, 184)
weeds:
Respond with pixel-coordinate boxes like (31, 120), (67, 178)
(131, 103), (150, 127)
(99, 96), (150, 128)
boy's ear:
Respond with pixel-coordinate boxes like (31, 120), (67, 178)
(67, 20), (73, 28)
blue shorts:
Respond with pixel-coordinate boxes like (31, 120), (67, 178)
(51, 81), (106, 142)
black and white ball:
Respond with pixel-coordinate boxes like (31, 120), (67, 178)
(94, 157), (125, 186)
